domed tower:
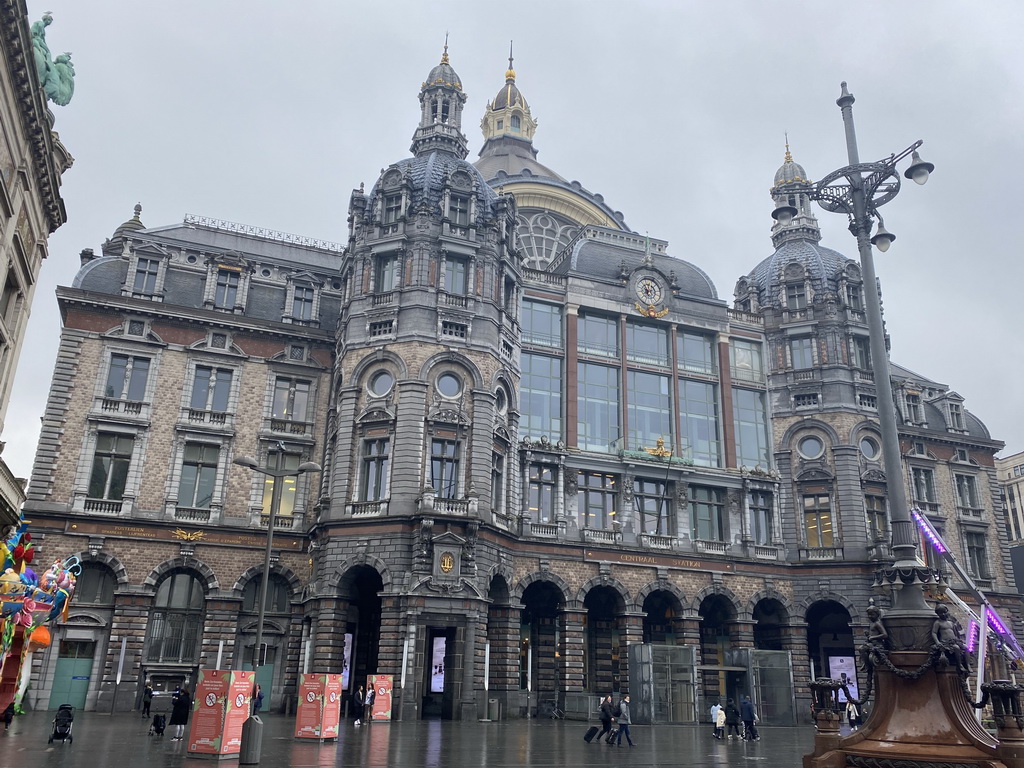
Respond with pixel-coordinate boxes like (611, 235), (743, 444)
(329, 46), (521, 526)
(734, 147), (884, 566)
(474, 51), (630, 270)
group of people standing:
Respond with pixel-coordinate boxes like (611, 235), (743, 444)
(710, 696), (759, 741)
(352, 684), (375, 725)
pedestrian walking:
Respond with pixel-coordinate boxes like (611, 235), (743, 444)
(615, 694), (634, 747)
(353, 685), (366, 725)
(598, 694), (615, 742)
(725, 698), (742, 739)
(715, 704), (726, 740)
(740, 695), (759, 740)
(710, 700), (721, 738)
(253, 684), (264, 714)
(142, 682), (153, 718)
(2, 702), (13, 731)
(846, 701), (860, 730)
(169, 687), (191, 741)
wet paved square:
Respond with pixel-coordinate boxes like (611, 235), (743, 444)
(10, 711), (818, 767)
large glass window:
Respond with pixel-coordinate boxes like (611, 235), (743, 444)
(443, 256), (468, 294)
(964, 532), (990, 579)
(730, 339), (763, 383)
(852, 337), (871, 370)
(790, 338), (814, 369)
(578, 472), (617, 530)
(520, 353), (562, 441)
(272, 377), (311, 422)
(88, 433), (133, 501)
(578, 363), (619, 452)
(292, 285), (315, 321)
(105, 354), (150, 401)
(76, 563), (116, 604)
(361, 438), (390, 501)
(627, 371), (671, 451)
(677, 332), (715, 375)
(955, 474), (981, 514)
(133, 257), (160, 294)
(750, 491), (773, 546)
(215, 269), (240, 308)
(803, 494), (834, 548)
(261, 451), (301, 517)
(521, 300), (562, 348)
(690, 485), (725, 541)
(430, 438), (460, 498)
(635, 478), (672, 535)
(375, 253), (401, 292)
(679, 379), (720, 466)
(190, 367), (232, 412)
(528, 463), (556, 523)
(147, 572), (204, 663)
(242, 574), (290, 613)
(578, 314), (619, 359)
(178, 443), (219, 509)
(733, 388), (771, 468)
(626, 322), (669, 367)
(865, 494), (887, 540)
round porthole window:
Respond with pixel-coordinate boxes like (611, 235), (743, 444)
(495, 388), (507, 413)
(860, 436), (880, 460)
(368, 370), (394, 397)
(186, 254), (198, 264)
(437, 373), (462, 399)
(798, 435), (825, 459)
(261, 268), (272, 277)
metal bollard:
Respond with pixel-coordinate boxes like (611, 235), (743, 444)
(488, 698), (499, 721)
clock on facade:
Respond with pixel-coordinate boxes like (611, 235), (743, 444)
(635, 276), (663, 305)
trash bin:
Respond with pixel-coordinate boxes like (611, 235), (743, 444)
(488, 698), (499, 721)
(239, 716), (263, 765)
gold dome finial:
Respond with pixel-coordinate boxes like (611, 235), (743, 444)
(784, 132), (793, 163)
(441, 32), (449, 65)
(505, 40), (516, 82)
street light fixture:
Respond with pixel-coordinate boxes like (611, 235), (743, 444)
(233, 450), (320, 764)
(774, 81), (935, 608)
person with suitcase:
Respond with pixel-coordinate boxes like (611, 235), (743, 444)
(598, 695), (615, 742)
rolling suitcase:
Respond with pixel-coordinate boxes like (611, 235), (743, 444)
(584, 726), (600, 743)
(605, 727), (619, 744)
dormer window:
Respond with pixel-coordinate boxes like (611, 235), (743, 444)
(133, 257), (160, 295)
(496, 119), (504, 130)
(510, 115), (521, 132)
(906, 393), (923, 424)
(846, 284), (863, 311)
(786, 284), (806, 310)
(949, 403), (965, 431)
(215, 269), (240, 309)
(383, 194), (402, 224)
(291, 285), (315, 322)
(448, 195), (470, 227)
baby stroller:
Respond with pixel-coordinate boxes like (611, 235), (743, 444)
(150, 713), (167, 737)
(48, 704), (73, 744)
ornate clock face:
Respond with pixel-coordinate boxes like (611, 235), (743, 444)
(636, 277), (663, 305)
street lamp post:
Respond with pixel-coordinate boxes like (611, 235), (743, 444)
(234, 450), (321, 765)
(773, 82), (935, 609)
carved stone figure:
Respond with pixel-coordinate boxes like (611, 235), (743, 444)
(932, 604), (970, 673)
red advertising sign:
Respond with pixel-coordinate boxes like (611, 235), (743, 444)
(367, 674), (393, 722)
(322, 675), (342, 738)
(187, 670), (253, 756)
(295, 675), (325, 739)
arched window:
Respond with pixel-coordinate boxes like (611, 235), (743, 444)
(147, 571), (205, 663)
(76, 563), (116, 605)
(242, 574), (290, 614)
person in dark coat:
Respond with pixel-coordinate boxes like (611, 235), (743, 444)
(142, 683), (153, 718)
(170, 687), (191, 740)
(740, 695), (759, 740)
(725, 698), (742, 739)
(353, 685), (366, 725)
(2, 702), (13, 730)
(615, 694), (634, 747)
(598, 695), (615, 742)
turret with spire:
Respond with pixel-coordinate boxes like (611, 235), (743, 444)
(770, 140), (822, 247)
(409, 39), (469, 159)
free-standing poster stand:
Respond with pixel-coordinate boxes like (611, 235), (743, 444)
(187, 669), (254, 759)
(294, 673), (342, 740)
(367, 674), (393, 721)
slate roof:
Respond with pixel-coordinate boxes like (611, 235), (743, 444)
(371, 150), (498, 225)
(746, 238), (852, 299)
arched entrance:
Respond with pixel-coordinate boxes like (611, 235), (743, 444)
(584, 586), (625, 695)
(806, 600), (856, 690)
(338, 565), (383, 708)
(752, 598), (795, 724)
(643, 589), (694, 722)
(520, 580), (563, 715)
(698, 594), (739, 705)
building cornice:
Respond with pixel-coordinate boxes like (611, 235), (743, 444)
(1, 0), (68, 233)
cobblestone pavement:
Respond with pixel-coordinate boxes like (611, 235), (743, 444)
(7, 710), (817, 767)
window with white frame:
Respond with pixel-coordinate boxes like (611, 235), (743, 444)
(105, 353), (150, 401)
(261, 450), (302, 517)
(865, 493), (888, 540)
(178, 443), (220, 510)
(375, 252), (401, 293)
(905, 393), (923, 424)
(750, 490), (773, 546)
(132, 257), (161, 295)
(786, 283), (807, 310)
(214, 268), (240, 309)
(846, 284), (863, 310)
(443, 254), (469, 294)
(578, 471), (618, 530)
(803, 493), (834, 548)
(948, 403), (965, 431)
(448, 195), (471, 227)
(690, 485), (726, 542)
(430, 438), (460, 498)
(271, 377), (311, 423)
(291, 285), (316, 322)
(635, 478), (673, 535)
(852, 337), (871, 370)
(528, 463), (557, 523)
(790, 337), (814, 369)
(382, 194), (402, 224)
(360, 438), (390, 502)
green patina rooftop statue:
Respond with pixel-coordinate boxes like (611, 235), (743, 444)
(31, 13), (75, 107)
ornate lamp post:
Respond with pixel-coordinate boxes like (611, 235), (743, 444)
(786, 84), (1024, 768)
(234, 450), (320, 765)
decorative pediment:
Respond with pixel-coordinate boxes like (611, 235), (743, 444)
(357, 407), (394, 424)
(796, 467), (834, 482)
(287, 270), (324, 287)
(862, 469), (887, 483)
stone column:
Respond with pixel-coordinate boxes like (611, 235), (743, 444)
(619, 611), (646, 694)
(98, 591), (154, 712)
(730, 619), (756, 648)
(560, 608), (587, 698)
(311, 597), (349, 674)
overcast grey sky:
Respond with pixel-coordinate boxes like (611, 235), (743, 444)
(9, 0), (1023, 478)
